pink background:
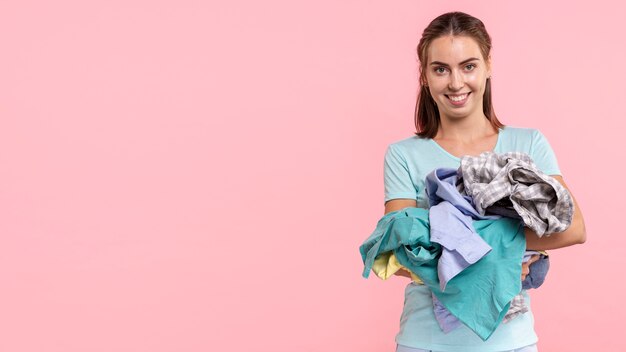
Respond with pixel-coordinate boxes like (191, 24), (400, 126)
(0, 0), (623, 351)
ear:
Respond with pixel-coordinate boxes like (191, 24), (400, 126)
(486, 55), (492, 78)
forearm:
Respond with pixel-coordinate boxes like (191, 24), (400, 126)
(525, 225), (585, 250)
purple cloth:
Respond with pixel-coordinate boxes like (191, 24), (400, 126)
(432, 293), (462, 333)
(425, 168), (497, 291)
(426, 168), (536, 334)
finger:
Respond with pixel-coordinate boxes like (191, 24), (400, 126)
(521, 261), (531, 281)
(526, 254), (541, 265)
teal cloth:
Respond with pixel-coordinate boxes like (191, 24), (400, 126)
(360, 207), (526, 341)
(378, 127), (557, 350)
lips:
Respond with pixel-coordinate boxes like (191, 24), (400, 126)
(445, 92), (471, 106)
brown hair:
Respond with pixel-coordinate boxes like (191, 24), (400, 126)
(414, 11), (503, 138)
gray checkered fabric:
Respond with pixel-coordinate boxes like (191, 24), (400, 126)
(457, 152), (574, 236)
(503, 294), (528, 323)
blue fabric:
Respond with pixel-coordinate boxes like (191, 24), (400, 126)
(522, 252), (550, 290)
(486, 203), (523, 219)
(425, 168), (487, 219)
(425, 168), (497, 291)
(381, 126), (560, 350)
(360, 207), (526, 340)
(432, 293), (462, 333)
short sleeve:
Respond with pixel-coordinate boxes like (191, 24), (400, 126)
(383, 144), (417, 203)
(530, 130), (561, 176)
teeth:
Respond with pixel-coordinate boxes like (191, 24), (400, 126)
(449, 94), (468, 102)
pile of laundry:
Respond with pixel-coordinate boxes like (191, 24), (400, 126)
(359, 152), (574, 341)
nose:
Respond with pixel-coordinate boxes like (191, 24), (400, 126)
(448, 69), (464, 91)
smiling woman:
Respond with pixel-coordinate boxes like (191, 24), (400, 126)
(375, 11), (586, 352)
(427, 40), (490, 115)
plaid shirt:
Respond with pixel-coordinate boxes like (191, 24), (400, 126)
(457, 152), (574, 236)
(503, 294), (529, 324)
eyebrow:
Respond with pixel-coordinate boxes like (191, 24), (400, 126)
(429, 57), (480, 67)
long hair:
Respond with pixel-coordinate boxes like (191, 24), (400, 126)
(415, 12), (503, 138)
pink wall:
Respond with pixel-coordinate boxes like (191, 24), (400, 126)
(0, 0), (622, 351)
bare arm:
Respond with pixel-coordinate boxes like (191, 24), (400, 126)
(525, 175), (587, 250)
(384, 199), (417, 215)
(383, 175), (587, 279)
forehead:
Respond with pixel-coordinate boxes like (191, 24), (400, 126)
(427, 35), (485, 63)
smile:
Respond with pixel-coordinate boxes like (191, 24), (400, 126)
(445, 92), (471, 106)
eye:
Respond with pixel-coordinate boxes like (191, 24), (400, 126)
(434, 67), (447, 74)
(465, 63), (476, 71)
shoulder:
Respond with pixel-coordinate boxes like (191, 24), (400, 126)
(500, 126), (560, 175)
(385, 135), (436, 165)
(498, 126), (548, 153)
(386, 135), (431, 154)
(500, 126), (542, 140)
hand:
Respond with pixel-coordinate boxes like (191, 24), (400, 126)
(521, 254), (540, 281)
(394, 268), (413, 279)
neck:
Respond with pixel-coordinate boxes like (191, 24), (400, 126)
(436, 113), (496, 142)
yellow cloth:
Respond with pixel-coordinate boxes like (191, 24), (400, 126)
(371, 252), (424, 284)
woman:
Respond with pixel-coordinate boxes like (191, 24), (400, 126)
(383, 12), (586, 352)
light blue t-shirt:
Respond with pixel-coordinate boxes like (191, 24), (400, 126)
(383, 126), (561, 352)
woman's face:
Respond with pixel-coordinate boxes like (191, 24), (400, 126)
(424, 35), (491, 121)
